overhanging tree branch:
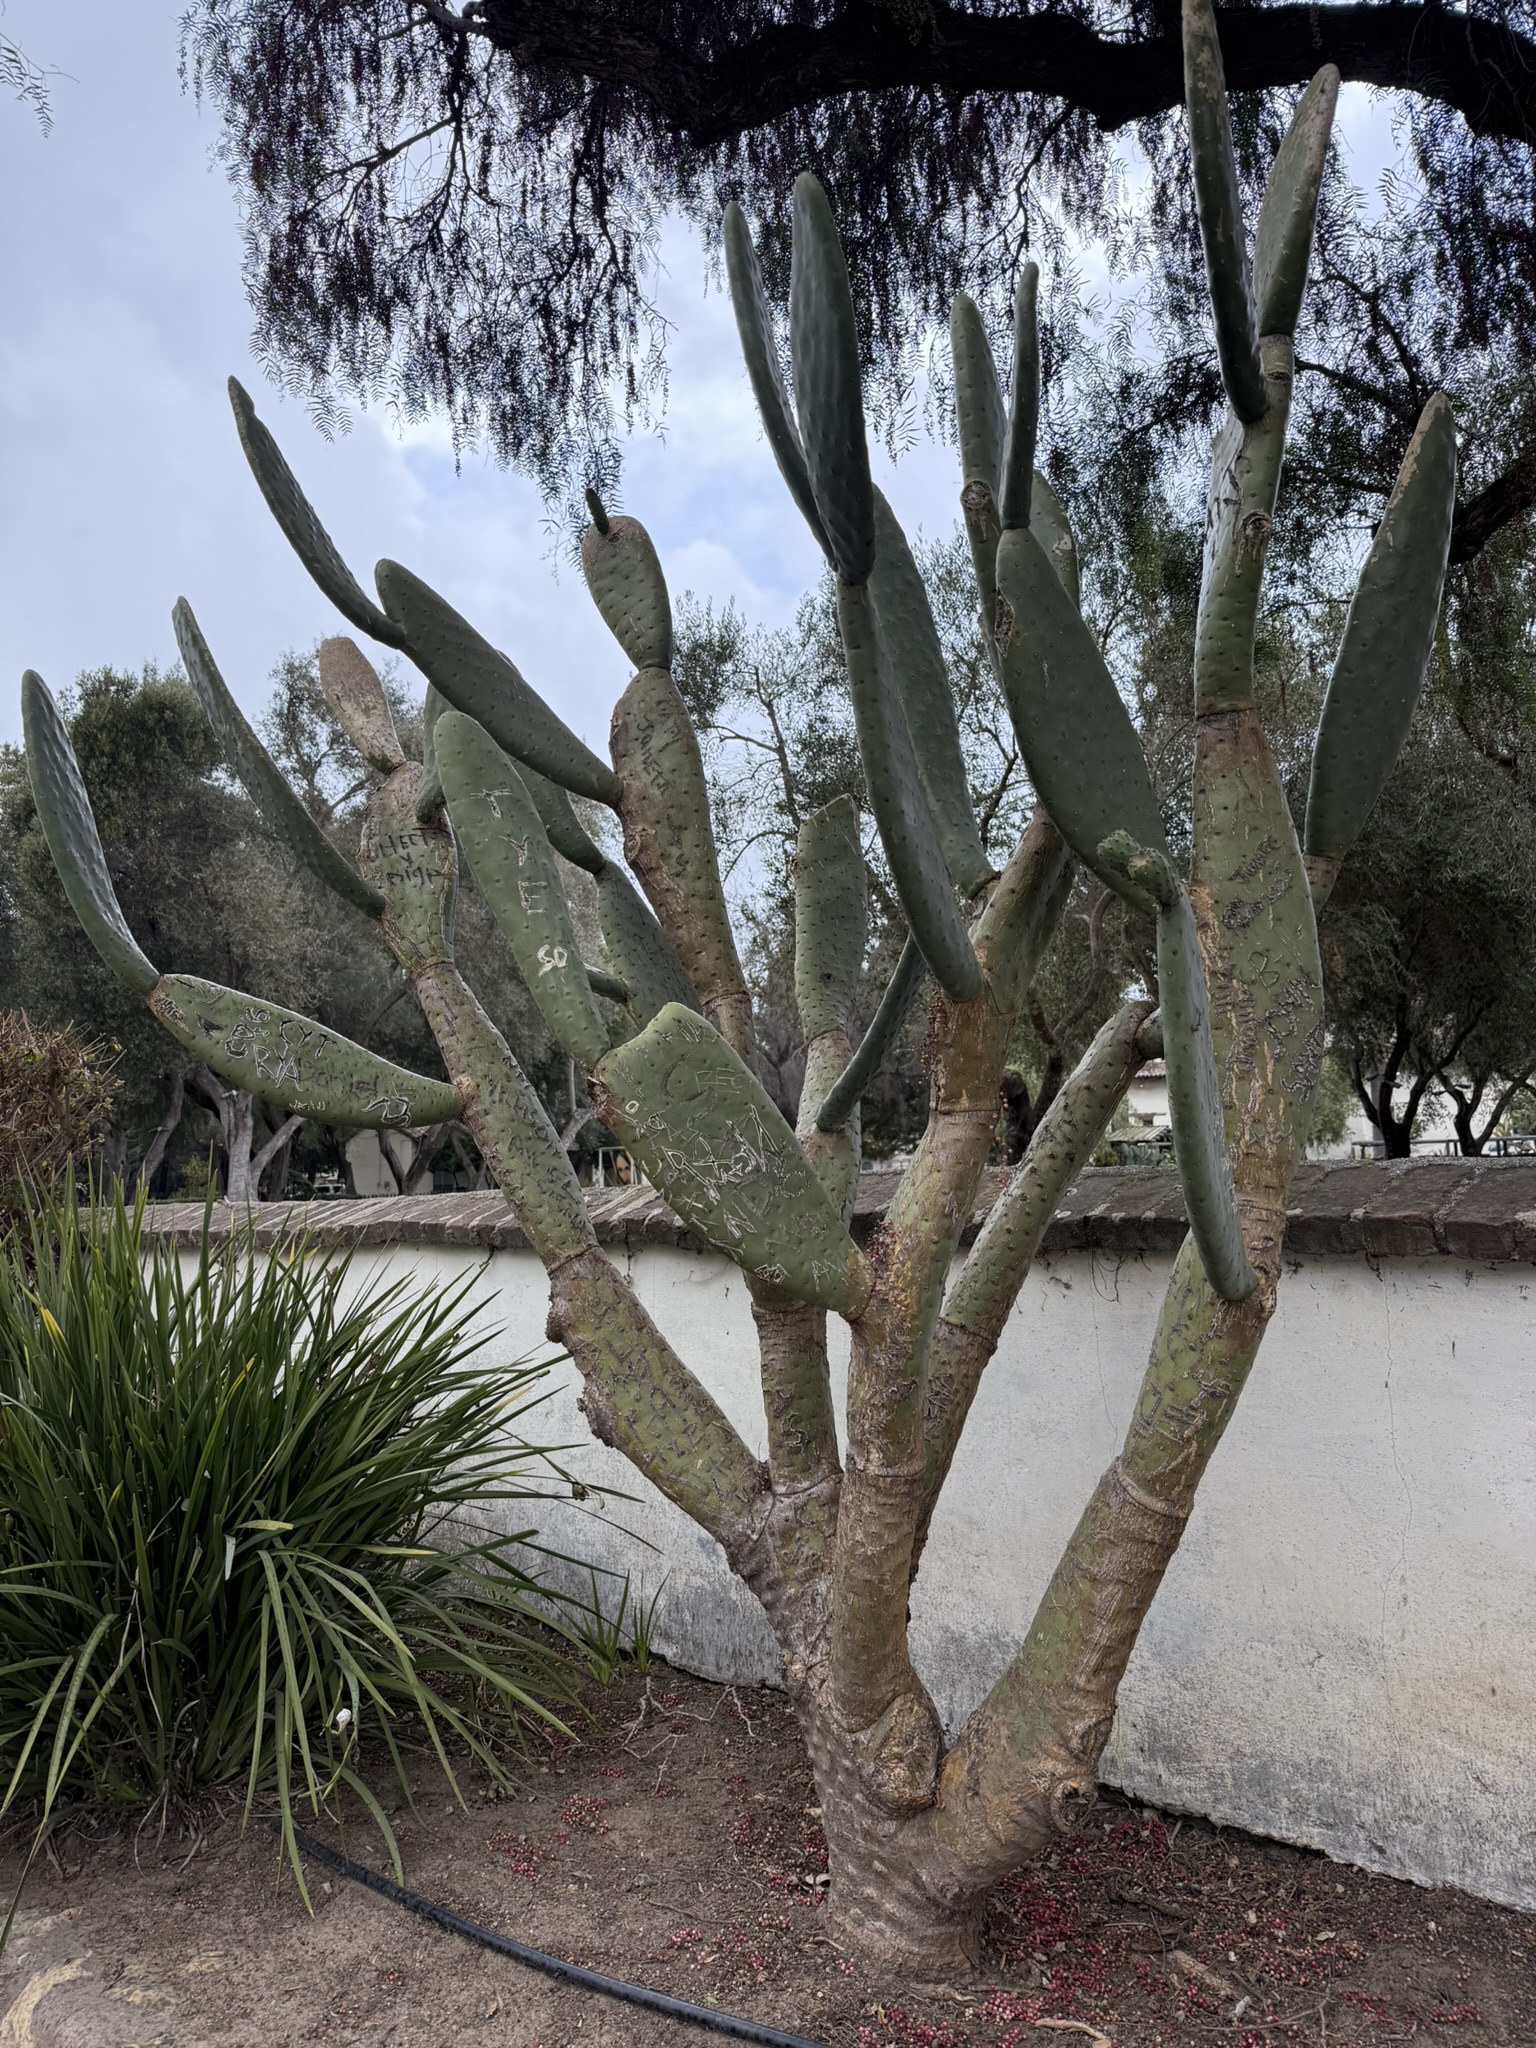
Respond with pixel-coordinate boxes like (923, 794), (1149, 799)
(471, 2), (1536, 147)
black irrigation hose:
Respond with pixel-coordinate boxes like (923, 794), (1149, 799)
(284, 1823), (833, 2048)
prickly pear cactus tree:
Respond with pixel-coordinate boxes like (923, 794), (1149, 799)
(23, 0), (1455, 1971)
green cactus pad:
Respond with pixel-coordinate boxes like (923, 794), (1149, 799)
(950, 293), (1005, 492)
(149, 974), (463, 1129)
(794, 795), (869, 1041)
(581, 510), (674, 672)
(1149, 879), (1258, 1302)
(870, 491), (993, 897)
(837, 581), (984, 1002)
(586, 965), (630, 1005)
(519, 762), (607, 875)
(1252, 65), (1340, 339)
(317, 637), (406, 773)
(596, 864), (698, 1028)
(375, 559), (623, 808)
(416, 684), (446, 822)
(999, 266), (1041, 533)
(21, 670), (160, 995)
(173, 601), (386, 919)
(722, 204), (832, 560)
(436, 712), (612, 1070)
(815, 930), (926, 1133)
(1182, 0), (1266, 424)
(1305, 394), (1457, 865)
(595, 1003), (873, 1315)
(227, 379), (407, 650)
(994, 526), (1168, 911)
(789, 174), (876, 585)
(1030, 472), (1081, 609)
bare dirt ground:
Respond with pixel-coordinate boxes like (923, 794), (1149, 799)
(0, 1650), (1530, 2048)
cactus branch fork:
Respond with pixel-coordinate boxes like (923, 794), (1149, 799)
(25, 0), (1455, 1973)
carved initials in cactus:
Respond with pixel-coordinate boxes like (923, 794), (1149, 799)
(24, 0), (1454, 1970)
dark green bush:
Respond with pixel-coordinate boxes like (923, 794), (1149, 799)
(0, 1184), (575, 1894)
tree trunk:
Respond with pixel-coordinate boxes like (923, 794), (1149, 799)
(252, 1113), (304, 1200)
(135, 1071), (185, 1192)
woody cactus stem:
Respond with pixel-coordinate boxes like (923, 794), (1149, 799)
(22, 0), (1456, 1972)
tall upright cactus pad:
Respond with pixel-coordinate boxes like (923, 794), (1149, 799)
(436, 710), (612, 1069)
(870, 494), (993, 898)
(1182, 0), (1265, 423)
(22, 671), (160, 995)
(595, 864), (698, 1027)
(993, 527), (1168, 911)
(1253, 65), (1341, 337)
(174, 602), (386, 919)
(593, 1004), (873, 1316)
(789, 174), (876, 585)
(794, 795), (868, 1043)
(1306, 396), (1458, 870)
(722, 201), (832, 559)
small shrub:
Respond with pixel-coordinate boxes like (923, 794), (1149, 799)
(0, 1184), (577, 1898)
(0, 1011), (119, 1222)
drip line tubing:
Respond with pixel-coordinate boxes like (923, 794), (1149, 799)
(284, 1821), (832, 2048)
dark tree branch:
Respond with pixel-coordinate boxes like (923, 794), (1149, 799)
(1449, 438), (1536, 563)
(476, 2), (1536, 148)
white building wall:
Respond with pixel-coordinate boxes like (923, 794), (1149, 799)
(263, 1232), (1536, 1914)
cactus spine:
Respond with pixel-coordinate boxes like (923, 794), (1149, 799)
(23, 0), (1457, 1966)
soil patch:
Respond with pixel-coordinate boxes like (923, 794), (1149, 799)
(0, 1653), (1530, 2047)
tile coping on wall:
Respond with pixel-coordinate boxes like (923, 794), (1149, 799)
(138, 1157), (1536, 1265)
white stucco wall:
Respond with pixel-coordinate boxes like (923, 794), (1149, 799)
(247, 1234), (1536, 1912)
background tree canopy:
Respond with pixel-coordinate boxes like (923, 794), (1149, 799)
(182, 0), (1535, 549)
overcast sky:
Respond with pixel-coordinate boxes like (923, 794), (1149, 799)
(0, 4), (1399, 755)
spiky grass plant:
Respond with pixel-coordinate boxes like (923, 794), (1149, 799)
(0, 1181), (575, 1897)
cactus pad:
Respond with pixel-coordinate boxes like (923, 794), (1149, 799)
(1149, 877), (1258, 1303)
(174, 601), (387, 919)
(999, 266), (1040, 532)
(227, 379), (407, 649)
(723, 202), (831, 559)
(815, 930), (926, 1133)
(1182, 0), (1265, 424)
(1253, 65), (1340, 339)
(436, 711), (612, 1070)
(581, 509), (674, 672)
(596, 863), (698, 1028)
(318, 637), (407, 773)
(789, 174), (876, 585)
(376, 559), (623, 808)
(149, 973), (462, 1128)
(950, 293), (1006, 492)
(594, 1004), (873, 1316)
(994, 525), (1168, 910)
(21, 670), (160, 995)
(794, 795), (869, 1041)
(870, 491), (993, 896)
(519, 762), (607, 875)
(1029, 472), (1081, 609)
(1305, 394), (1457, 865)
(837, 581), (984, 1001)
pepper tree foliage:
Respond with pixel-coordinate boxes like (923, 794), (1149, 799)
(181, 0), (1535, 545)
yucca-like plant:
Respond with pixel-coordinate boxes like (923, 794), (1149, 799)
(0, 1181), (574, 1895)
(20, 0), (1457, 1967)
